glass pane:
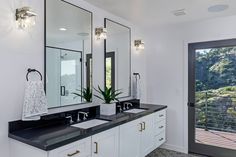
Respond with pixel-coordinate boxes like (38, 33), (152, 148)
(195, 47), (236, 150)
(60, 50), (82, 106)
(106, 57), (112, 89)
(46, 47), (61, 108)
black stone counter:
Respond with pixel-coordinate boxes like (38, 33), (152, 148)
(9, 103), (167, 151)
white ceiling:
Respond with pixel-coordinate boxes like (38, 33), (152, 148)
(46, 0), (91, 45)
(85, 0), (236, 28)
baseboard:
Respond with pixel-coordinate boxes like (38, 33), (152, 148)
(161, 143), (187, 154)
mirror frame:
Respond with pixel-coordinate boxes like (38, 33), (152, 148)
(104, 18), (132, 98)
(44, 0), (93, 109)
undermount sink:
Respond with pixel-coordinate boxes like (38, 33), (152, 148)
(124, 108), (147, 114)
(72, 119), (109, 129)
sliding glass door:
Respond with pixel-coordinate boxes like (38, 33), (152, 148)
(188, 39), (236, 157)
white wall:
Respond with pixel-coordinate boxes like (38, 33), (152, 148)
(144, 15), (236, 153)
(0, 0), (147, 157)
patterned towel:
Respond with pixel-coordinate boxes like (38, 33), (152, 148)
(22, 81), (48, 121)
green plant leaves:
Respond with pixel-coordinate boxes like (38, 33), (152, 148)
(94, 86), (122, 104)
(72, 87), (92, 102)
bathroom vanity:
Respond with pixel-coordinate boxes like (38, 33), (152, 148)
(9, 1), (167, 157)
(9, 102), (167, 157)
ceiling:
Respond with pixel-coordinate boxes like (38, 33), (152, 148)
(85, 0), (236, 28)
(46, 0), (92, 45)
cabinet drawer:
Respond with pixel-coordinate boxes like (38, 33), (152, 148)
(154, 132), (166, 148)
(154, 109), (166, 123)
(49, 137), (91, 157)
(155, 120), (166, 136)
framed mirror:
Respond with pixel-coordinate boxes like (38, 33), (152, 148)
(104, 18), (131, 98)
(45, 0), (93, 108)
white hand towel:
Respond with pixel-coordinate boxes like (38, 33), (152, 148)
(133, 75), (142, 100)
(22, 81), (48, 121)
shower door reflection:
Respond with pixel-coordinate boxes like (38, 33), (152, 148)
(60, 50), (82, 106)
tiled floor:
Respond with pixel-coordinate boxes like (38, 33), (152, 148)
(146, 148), (205, 157)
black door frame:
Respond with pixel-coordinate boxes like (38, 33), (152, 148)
(86, 54), (92, 89)
(188, 39), (236, 157)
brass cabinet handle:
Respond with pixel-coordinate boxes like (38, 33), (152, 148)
(159, 138), (164, 141)
(139, 123), (143, 132)
(159, 126), (164, 129)
(67, 150), (80, 157)
(142, 122), (146, 131)
(94, 142), (98, 154)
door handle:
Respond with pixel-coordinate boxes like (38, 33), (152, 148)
(159, 126), (164, 129)
(159, 138), (164, 141)
(188, 102), (195, 107)
(139, 123), (143, 132)
(159, 114), (164, 117)
(94, 142), (98, 154)
(67, 150), (80, 157)
(61, 86), (66, 96)
(142, 122), (146, 131)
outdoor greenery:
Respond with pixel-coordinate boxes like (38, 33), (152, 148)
(195, 47), (236, 132)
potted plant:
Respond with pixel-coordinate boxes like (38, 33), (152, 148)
(94, 86), (122, 115)
(72, 87), (92, 103)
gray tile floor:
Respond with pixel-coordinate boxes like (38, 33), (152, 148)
(146, 148), (206, 157)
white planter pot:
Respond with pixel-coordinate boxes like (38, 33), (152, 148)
(100, 103), (116, 116)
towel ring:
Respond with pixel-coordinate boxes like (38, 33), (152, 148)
(133, 73), (141, 79)
(26, 68), (43, 81)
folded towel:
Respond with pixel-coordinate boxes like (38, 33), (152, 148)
(22, 80), (48, 121)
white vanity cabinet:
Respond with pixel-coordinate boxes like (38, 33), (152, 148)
(49, 137), (91, 157)
(119, 113), (155, 157)
(91, 127), (119, 157)
(10, 137), (91, 157)
(140, 114), (155, 156)
(153, 109), (167, 149)
(119, 118), (141, 157)
(10, 109), (167, 157)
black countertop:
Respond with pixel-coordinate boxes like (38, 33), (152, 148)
(9, 103), (167, 151)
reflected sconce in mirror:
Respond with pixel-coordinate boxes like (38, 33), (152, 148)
(134, 40), (145, 50)
(16, 7), (37, 29)
(95, 27), (107, 40)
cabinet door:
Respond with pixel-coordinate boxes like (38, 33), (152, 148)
(154, 132), (166, 148)
(120, 119), (142, 157)
(92, 127), (119, 157)
(48, 137), (91, 157)
(140, 114), (155, 157)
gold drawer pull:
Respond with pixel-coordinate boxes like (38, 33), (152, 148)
(94, 142), (98, 154)
(142, 122), (146, 131)
(159, 138), (164, 141)
(67, 150), (80, 157)
(159, 114), (164, 117)
(139, 123), (143, 132)
(159, 126), (164, 129)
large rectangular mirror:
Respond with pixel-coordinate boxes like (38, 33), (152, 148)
(45, 0), (92, 108)
(104, 18), (131, 98)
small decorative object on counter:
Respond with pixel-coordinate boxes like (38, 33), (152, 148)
(94, 86), (122, 115)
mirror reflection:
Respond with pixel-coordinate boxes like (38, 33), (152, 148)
(45, 0), (92, 108)
(105, 19), (131, 98)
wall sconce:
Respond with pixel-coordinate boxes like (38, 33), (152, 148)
(95, 27), (107, 40)
(16, 7), (37, 29)
(134, 40), (145, 50)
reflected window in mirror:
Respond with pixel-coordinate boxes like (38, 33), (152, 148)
(104, 19), (131, 98)
(45, 0), (93, 108)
